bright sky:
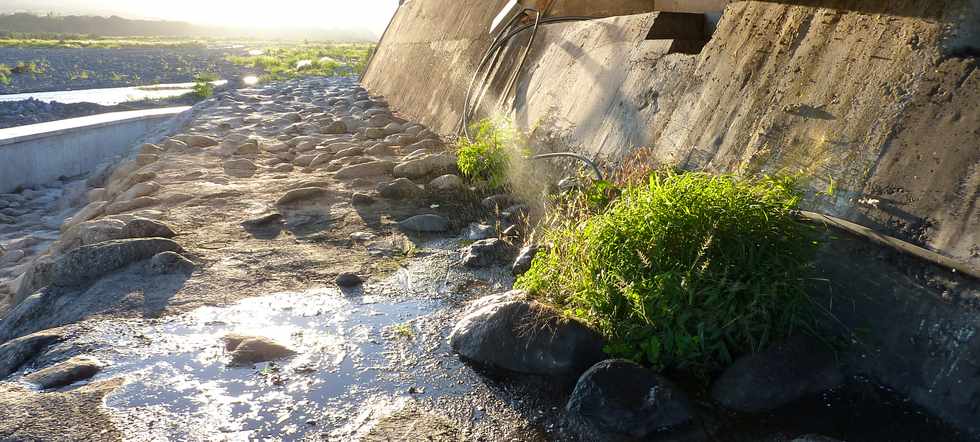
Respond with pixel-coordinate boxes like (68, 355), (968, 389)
(7, 0), (399, 34)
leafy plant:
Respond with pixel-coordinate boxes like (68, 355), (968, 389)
(0, 64), (10, 85)
(518, 169), (819, 375)
(192, 72), (218, 99)
(456, 119), (515, 190)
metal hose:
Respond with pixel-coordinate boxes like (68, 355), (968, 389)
(530, 152), (604, 181)
(460, 15), (594, 140)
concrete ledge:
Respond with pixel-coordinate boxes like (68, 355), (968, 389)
(0, 107), (189, 192)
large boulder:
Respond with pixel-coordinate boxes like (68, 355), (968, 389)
(52, 238), (184, 287)
(711, 336), (844, 413)
(449, 291), (605, 376)
(398, 214), (450, 233)
(565, 359), (693, 441)
(23, 356), (104, 389)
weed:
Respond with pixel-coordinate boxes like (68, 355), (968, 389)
(517, 169), (820, 375)
(0, 64), (10, 85)
(11, 61), (45, 76)
(456, 119), (518, 190)
(192, 72), (218, 99)
(391, 323), (415, 340)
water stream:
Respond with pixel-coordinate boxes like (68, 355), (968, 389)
(0, 80), (228, 106)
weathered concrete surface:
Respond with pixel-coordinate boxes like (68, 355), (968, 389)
(0, 107), (190, 193)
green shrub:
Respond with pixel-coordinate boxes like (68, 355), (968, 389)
(456, 119), (515, 189)
(192, 72), (218, 99)
(517, 170), (819, 374)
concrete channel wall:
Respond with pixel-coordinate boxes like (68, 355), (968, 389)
(0, 107), (190, 193)
(363, 0), (980, 435)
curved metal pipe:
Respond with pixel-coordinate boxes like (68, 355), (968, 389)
(459, 15), (594, 140)
(530, 152), (604, 181)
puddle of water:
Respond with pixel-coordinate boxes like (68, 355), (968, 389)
(0, 80), (228, 106)
(95, 290), (448, 441)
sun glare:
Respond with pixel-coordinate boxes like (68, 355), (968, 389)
(125, 0), (398, 32)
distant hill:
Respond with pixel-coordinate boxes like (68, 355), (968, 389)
(0, 13), (379, 42)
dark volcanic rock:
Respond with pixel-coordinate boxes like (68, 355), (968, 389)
(449, 291), (605, 376)
(336, 272), (363, 288)
(565, 359), (693, 441)
(711, 336), (844, 413)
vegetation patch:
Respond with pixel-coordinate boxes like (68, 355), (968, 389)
(456, 119), (519, 190)
(225, 44), (374, 81)
(517, 169), (819, 374)
(192, 72), (219, 99)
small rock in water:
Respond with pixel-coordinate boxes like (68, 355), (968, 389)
(336, 272), (363, 288)
(23, 355), (104, 389)
(399, 214), (450, 233)
(224, 334), (296, 366)
(565, 359), (693, 441)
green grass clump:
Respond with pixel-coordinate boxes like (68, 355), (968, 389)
(517, 170), (819, 374)
(192, 72), (218, 99)
(0, 64), (10, 85)
(456, 119), (516, 190)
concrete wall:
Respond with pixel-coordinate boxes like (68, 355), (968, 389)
(364, 0), (978, 266)
(0, 107), (189, 193)
(363, 0), (980, 434)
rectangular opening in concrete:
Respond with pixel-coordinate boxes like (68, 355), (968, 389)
(646, 11), (712, 54)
